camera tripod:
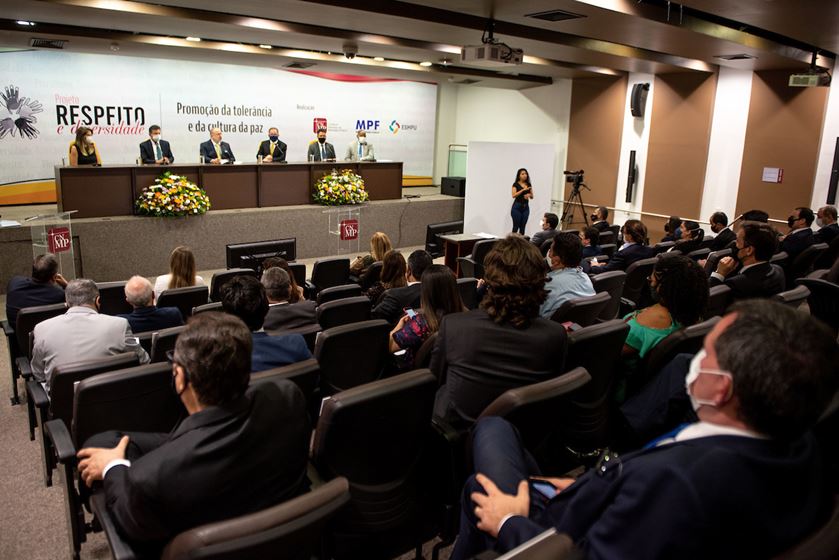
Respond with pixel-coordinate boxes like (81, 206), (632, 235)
(561, 182), (590, 229)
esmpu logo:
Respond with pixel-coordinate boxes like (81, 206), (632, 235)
(389, 120), (400, 134)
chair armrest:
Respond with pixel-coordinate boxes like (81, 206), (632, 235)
(16, 356), (32, 378)
(2, 320), (14, 337)
(619, 297), (636, 317)
(90, 492), (141, 560)
(44, 419), (76, 463)
(26, 379), (50, 410)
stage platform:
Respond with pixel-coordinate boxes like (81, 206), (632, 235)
(0, 187), (463, 293)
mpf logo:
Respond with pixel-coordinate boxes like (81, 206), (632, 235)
(355, 119), (380, 131)
(48, 227), (71, 253)
(340, 219), (359, 241)
(389, 120), (400, 134)
(313, 117), (328, 133)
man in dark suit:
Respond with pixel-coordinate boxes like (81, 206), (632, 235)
(590, 219), (654, 274)
(306, 128), (336, 162)
(138, 125), (174, 165)
(256, 127), (287, 163)
(452, 300), (838, 560)
(221, 275), (311, 372)
(590, 206), (610, 232)
(5, 253), (66, 327)
(199, 127), (235, 164)
(710, 223), (785, 299)
(76, 312), (310, 546)
(372, 249), (433, 325)
(261, 267), (317, 331)
(117, 276), (182, 334)
(780, 206), (815, 261)
(708, 211), (735, 251)
(530, 213), (559, 248)
(580, 226), (601, 259)
(815, 205), (839, 244)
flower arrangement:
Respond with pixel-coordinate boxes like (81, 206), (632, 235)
(313, 168), (369, 206)
(135, 171), (211, 217)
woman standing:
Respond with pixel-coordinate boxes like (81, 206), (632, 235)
(510, 168), (533, 235)
(68, 126), (102, 166)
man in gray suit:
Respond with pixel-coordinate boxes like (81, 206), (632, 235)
(307, 128), (336, 162)
(345, 130), (376, 162)
(31, 278), (149, 391)
(261, 268), (317, 331)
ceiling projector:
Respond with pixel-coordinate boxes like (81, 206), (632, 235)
(461, 43), (524, 66)
(788, 71), (831, 87)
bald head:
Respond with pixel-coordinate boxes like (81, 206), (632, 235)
(125, 275), (154, 308)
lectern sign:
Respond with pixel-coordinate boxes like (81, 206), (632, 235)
(48, 226), (71, 253)
(340, 219), (359, 240)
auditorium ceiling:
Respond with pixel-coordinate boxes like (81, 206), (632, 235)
(0, 0), (836, 89)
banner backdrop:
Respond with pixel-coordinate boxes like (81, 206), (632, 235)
(0, 50), (437, 204)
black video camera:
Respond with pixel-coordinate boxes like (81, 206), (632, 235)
(564, 169), (586, 191)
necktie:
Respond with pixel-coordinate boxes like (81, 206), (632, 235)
(215, 143), (221, 159)
(358, 143), (363, 159)
(155, 142), (162, 160)
(320, 144), (325, 160)
(270, 141), (276, 156)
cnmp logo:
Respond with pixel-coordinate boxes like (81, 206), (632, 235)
(389, 120), (401, 134)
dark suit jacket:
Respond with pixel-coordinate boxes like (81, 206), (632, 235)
(263, 301), (317, 331)
(199, 140), (235, 163)
(100, 380), (310, 544)
(256, 139), (287, 162)
(582, 245), (601, 259)
(117, 306), (183, 334)
(139, 139), (174, 164)
(530, 229), (558, 248)
(709, 228), (736, 252)
(251, 331), (312, 372)
(816, 223), (839, 245)
(498, 434), (829, 560)
(591, 221), (610, 232)
(307, 141), (336, 162)
(590, 243), (654, 274)
(431, 309), (567, 427)
(781, 228), (815, 262)
(709, 261), (785, 300)
(5, 276), (65, 327)
(372, 283), (421, 325)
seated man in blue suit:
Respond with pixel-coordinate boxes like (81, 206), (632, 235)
(138, 125), (174, 165)
(117, 276), (183, 334)
(220, 275), (311, 372)
(199, 127), (235, 164)
(452, 299), (838, 560)
(780, 206), (815, 261)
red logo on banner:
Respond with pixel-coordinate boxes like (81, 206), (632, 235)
(48, 227), (72, 253)
(340, 219), (359, 241)
(313, 117), (328, 133)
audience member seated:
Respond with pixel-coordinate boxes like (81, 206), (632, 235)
(661, 215), (682, 242)
(710, 223), (785, 300)
(350, 231), (392, 278)
(740, 208), (770, 225)
(365, 250), (407, 304)
(6, 253), (67, 327)
(153, 246), (205, 299)
(590, 206), (610, 232)
(452, 300), (839, 560)
(707, 211), (735, 251)
(530, 213), (559, 247)
(389, 264), (464, 367)
(431, 235), (568, 428)
(261, 267), (317, 331)
(76, 312), (310, 548)
(540, 233), (595, 319)
(590, 219), (655, 274)
(580, 226), (601, 259)
(780, 206), (815, 262)
(220, 276), (311, 372)
(31, 279), (149, 391)
(117, 276), (183, 333)
(372, 249), (433, 325)
(816, 205), (839, 244)
(671, 220), (702, 254)
(262, 257), (304, 303)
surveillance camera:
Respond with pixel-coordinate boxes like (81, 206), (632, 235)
(342, 43), (358, 60)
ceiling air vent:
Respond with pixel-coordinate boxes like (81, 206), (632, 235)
(714, 53), (757, 61)
(525, 10), (585, 22)
(457, 79), (480, 85)
(284, 61), (316, 69)
(30, 38), (66, 49)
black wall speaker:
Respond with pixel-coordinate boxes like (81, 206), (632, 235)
(827, 137), (839, 205)
(630, 83), (650, 118)
(625, 150), (637, 203)
(441, 176), (466, 197)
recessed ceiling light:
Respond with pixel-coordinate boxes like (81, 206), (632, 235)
(439, 58), (451, 65)
(419, 61), (433, 67)
(185, 36), (202, 42)
(16, 21), (35, 26)
(259, 44), (272, 49)
(374, 56), (385, 62)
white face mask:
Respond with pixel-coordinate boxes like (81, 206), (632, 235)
(816, 217), (824, 228)
(151, 134), (161, 142)
(685, 349), (732, 411)
(358, 137), (367, 144)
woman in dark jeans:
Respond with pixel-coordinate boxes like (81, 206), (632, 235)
(511, 168), (533, 234)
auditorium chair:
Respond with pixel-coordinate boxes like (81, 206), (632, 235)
(192, 301), (223, 315)
(785, 243), (828, 288)
(358, 260), (383, 291)
(590, 271), (626, 321)
(306, 257), (351, 296)
(46, 362), (186, 559)
(457, 277), (479, 310)
(317, 284), (363, 305)
(599, 243), (617, 259)
(598, 231), (615, 245)
(608, 225), (621, 242)
(706, 285), (733, 318)
(425, 220), (463, 258)
(266, 323), (322, 353)
(540, 238), (553, 257)
(499, 530), (581, 560)
(311, 369), (438, 559)
(699, 237), (716, 251)
(412, 332), (438, 370)
(314, 319), (390, 395)
(703, 248), (732, 275)
(770, 251), (789, 268)
(550, 292), (611, 328)
(251, 358), (320, 420)
(686, 247), (711, 262)
(26, 352), (140, 487)
(619, 257), (657, 315)
(288, 262), (307, 288)
(135, 330), (154, 355)
(316, 296), (372, 330)
(652, 241), (676, 255)
(772, 285), (811, 309)
(815, 236), (839, 270)
(457, 238), (498, 279)
(210, 268), (258, 302)
(157, 285), (209, 319)
(150, 325), (187, 363)
(95, 281), (132, 315)
(9, 302), (67, 408)
(796, 274), (839, 335)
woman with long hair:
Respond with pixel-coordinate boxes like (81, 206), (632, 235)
(350, 231), (392, 277)
(510, 168), (533, 235)
(261, 256), (304, 303)
(68, 126), (102, 166)
(365, 249), (407, 304)
(153, 246), (205, 298)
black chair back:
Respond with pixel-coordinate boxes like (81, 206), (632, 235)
(652, 241), (675, 255)
(211, 268), (258, 302)
(96, 281), (132, 316)
(288, 262), (307, 288)
(157, 286), (209, 319)
(540, 239), (552, 257)
(251, 358), (320, 408)
(16, 303), (67, 359)
(136, 331), (154, 354)
(786, 243), (828, 288)
(359, 261), (383, 291)
(599, 243), (617, 259)
(598, 231), (615, 245)
(590, 271), (626, 321)
(699, 237), (715, 250)
(796, 277), (839, 335)
(425, 220), (463, 258)
(815, 236), (839, 270)
(317, 296), (372, 330)
(772, 285), (810, 309)
(550, 292), (610, 328)
(193, 302), (223, 315)
(266, 324), (322, 353)
(608, 225), (621, 242)
(704, 249), (732, 275)
(770, 251), (789, 268)
(460, 238), (499, 279)
(413, 331), (438, 369)
(150, 325), (187, 363)
(317, 284), (363, 305)
(457, 277), (479, 310)
(706, 285), (733, 318)
(314, 319), (390, 394)
(686, 247), (711, 261)
(310, 258), (350, 292)
(621, 257), (657, 308)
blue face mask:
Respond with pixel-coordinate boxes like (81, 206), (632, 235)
(269, 135), (279, 142)
(673, 227), (682, 239)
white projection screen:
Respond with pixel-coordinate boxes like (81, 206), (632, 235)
(464, 141), (556, 238)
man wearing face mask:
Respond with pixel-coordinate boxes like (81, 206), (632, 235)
(539, 232), (595, 318)
(139, 125), (174, 165)
(74, 312), (310, 547)
(256, 127), (287, 163)
(306, 127), (336, 162)
(452, 300), (838, 560)
(815, 205), (839, 244)
(780, 206), (815, 261)
(710, 223), (785, 300)
(345, 130), (376, 161)
(707, 211), (735, 251)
